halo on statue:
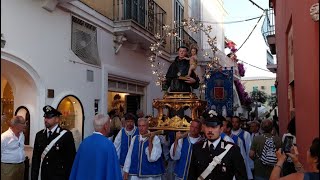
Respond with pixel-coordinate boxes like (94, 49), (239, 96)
(148, 17), (226, 90)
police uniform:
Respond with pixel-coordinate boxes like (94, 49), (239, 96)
(187, 113), (248, 180)
(31, 105), (76, 180)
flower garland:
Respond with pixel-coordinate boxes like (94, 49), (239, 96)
(234, 79), (252, 107)
(237, 63), (245, 77)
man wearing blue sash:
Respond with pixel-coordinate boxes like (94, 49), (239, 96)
(222, 118), (248, 160)
(123, 118), (165, 180)
(114, 113), (139, 174)
(170, 120), (202, 180)
(231, 116), (253, 179)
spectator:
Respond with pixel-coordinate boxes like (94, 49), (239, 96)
(281, 117), (297, 176)
(108, 109), (122, 141)
(249, 120), (261, 141)
(1, 116), (26, 180)
(270, 137), (319, 180)
(249, 119), (282, 180)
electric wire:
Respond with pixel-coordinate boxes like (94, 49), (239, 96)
(248, 0), (265, 11)
(200, 16), (261, 24)
(236, 13), (264, 52)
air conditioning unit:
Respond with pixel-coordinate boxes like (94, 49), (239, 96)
(71, 17), (101, 66)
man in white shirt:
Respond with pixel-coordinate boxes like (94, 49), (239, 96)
(170, 120), (202, 180)
(123, 118), (164, 180)
(231, 116), (253, 180)
(114, 113), (139, 174)
(1, 116), (27, 180)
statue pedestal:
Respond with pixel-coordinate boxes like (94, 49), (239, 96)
(150, 92), (207, 131)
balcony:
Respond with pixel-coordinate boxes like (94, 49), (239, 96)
(170, 29), (198, 54)
(113, 0), (166, 50)
(266, 50), (277, 73)
(261, 8), (276, 54)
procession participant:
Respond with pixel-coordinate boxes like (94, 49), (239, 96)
(231, 116), (253, 179)
(123, 118), (165, 180)
(69, 114), (122, 180)
(188, 112), (247, 180)
(170, 120), (202, 180)
(31, 105), (76, 180)
(114, 113), (139, 174)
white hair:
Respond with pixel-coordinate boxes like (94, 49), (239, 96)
(137, 117), (148, 125)
(93, 114), (110, 131)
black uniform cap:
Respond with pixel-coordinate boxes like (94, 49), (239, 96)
(43, 105), (62, 118)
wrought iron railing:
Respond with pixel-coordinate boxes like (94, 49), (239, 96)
(114, 0), (166, 36)
(170, 29), (197, 53)
(261, 8), (275, 47)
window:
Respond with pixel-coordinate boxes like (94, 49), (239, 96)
(174, 0), (184, 49)
(253, 86), (258, 92)
(271, 85), (276, 95)
(261, 86), (265, 90)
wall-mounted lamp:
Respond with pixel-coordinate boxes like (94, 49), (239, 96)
(1, 34), (6, 48)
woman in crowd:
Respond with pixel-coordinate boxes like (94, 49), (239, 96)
(270, 137), (319, 180)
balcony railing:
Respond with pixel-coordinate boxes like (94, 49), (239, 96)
(170, 29), (197, 53)
(114, 0), (166, 36)
(261, 8), (276, 54)
(261, 8), (275, 43)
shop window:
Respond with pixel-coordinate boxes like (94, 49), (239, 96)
(57, 95), (84, 140)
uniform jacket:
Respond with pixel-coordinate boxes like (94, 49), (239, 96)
(188, 138), (248, 180)
(31, 126), (76, 180)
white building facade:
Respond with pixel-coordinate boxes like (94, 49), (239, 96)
(1, 0), (240, 151)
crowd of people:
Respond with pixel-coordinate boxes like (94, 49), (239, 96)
(2, 104), (318, 180)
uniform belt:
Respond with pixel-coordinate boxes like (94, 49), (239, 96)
(1, 162), (24, 165)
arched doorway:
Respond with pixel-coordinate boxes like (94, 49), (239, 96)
(15, 106), (30, 145)
(57, 95), (84, 149)
(1, 55), (42, 147)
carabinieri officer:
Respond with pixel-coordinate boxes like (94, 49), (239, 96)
(188, 111), (247, 180)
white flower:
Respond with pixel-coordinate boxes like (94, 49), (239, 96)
(209, 110), (217, 117)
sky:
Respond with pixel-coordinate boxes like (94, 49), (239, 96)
(223, 0), (276, 78)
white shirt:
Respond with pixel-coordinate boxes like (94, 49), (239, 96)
(123, 134), (162, 180)
(207, 137), (221, 150)
(114, 126), (138, 159)
(170, 134), (201, 160)
(1, 128), (25, 163)
(231, 129), (253, 179)
(47, 124), (58, 137)
(222, 134), (234, 143)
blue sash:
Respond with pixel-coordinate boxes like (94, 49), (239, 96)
(174, 137), (193, 180)
(129, 136), (165, 177)
(119, 128), (139, 166)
